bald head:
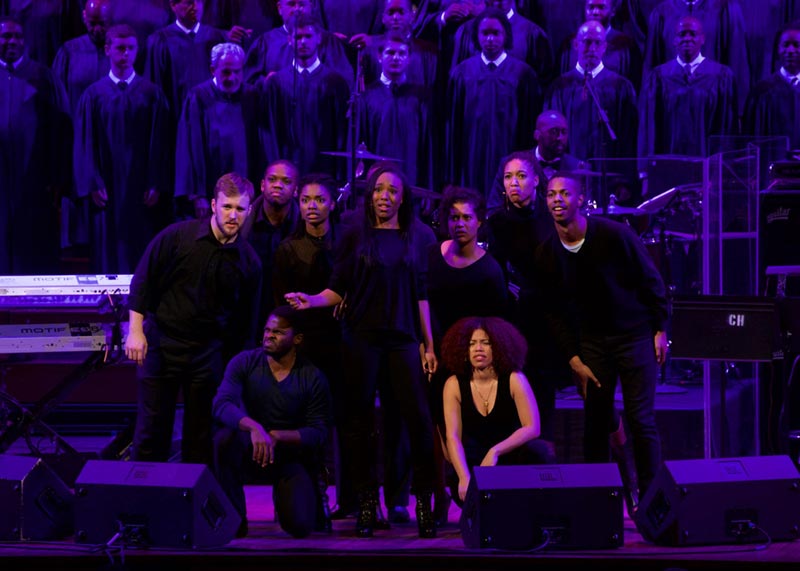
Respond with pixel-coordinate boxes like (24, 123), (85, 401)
(83, 0), (111, 46)
(535, 111), (568, 160)
(575, 20), (606, 69)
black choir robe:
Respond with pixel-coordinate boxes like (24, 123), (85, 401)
(75, 75), (170, 273)
(53, 35), (110, 116)
(739, 0), (800, 85)
(243, 26), (352, 86)
(360, 80), (434, 189)
(262, 63), (350, 177)
(446, 55), (540, 197)
(638, 58), (737, 158)
(175, 79), (264, 202)
(361, 36), (438, 88)
(613, 0), (662, 52)
(0, 57), (70, 274)
(557, 28), (643, 90)
(145, 23), (229, 119)
(451, 11), (554, 84)
(744, 72), (800, 150)
(545, 67), (638, 161)
(522, 0), (584, 65)
(1, 0), (82, 66)
(203, 0), (279, 41)
(53, 34), (109, 248)
(644, 0), (749, 113)
(109, 0), (172, 73)
(315, 0), (383, 37)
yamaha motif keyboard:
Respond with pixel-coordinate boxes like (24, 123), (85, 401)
(0, 274), (132, 308)
(0, 275), (131, 353)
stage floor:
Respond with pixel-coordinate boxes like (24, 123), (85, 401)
(1, 484), (798, 571)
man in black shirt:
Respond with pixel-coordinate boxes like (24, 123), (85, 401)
(213, 305), (332, 538)
(125, 172), (262, 466)
(536, 172), (668, 509)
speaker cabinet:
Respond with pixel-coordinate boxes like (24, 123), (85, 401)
(460, 464), (624, 550)
(635, 455), (800, 546)
(74, 460), (240, 548)
(0, 454), (74, 540)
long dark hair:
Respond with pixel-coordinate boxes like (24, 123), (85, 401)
(441, 316), (528, 379)
(359, 162), (416, 266)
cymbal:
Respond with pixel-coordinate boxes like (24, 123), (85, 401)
(638, 183), (703, 214)
(568, 169), (624, 177)
(588, 205), (647, 216)
(321, 149), (402, 161)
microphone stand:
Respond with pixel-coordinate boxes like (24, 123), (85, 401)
(344, 47), (365, 211)
(584, 69), (617, 211)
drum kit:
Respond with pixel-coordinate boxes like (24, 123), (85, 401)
(583, 173), (705, 294)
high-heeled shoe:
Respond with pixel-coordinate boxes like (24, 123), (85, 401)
(356, 490), (378, 538)
(416, 493), (436, 538)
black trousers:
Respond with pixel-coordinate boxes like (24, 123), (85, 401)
(132, 327), (223, 465)
(341, 330), (435, 494)
(213, 426), (321, 539)
(581, 333), (661, 495)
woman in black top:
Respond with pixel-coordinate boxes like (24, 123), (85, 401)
(285, 163), (438, 538)
(441, 316), (552, 503)
(426, 186), (507, 522)
(272, 174), (348, 520)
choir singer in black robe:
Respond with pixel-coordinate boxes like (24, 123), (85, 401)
(446, 8), (540, 198)
(451, 0), (554, 84)
(558, 0), (642, 89)
(361, 33), (435, 190)
(176, 42), (263, 219)
(243, 0), (351, 87)
(546, 20), (638, 162)
(75, 25), (171, 274)
(263, 14), (350, 178)
(638, 16), (737, 158)
(0, 16), (70, 274)
(145, 0), (229, 122)
(744, 22), (800, 150)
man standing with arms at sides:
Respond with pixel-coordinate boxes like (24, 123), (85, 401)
(75, 24), (170, 274)
(536, 173), (668, 511)
(125, 173), (262, 466)
(176, 42), (263, 220)
(0, 16), (70, 275)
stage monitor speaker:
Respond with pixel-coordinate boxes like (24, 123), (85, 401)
(635, 455), (800, 546)
(460, 464), (624, 550)
(0, 454), (74, 540)
(670, 296), (779, 362)
(74, 460), (241, 548)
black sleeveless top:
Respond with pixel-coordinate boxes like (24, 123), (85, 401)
(458, 372), (521, 466)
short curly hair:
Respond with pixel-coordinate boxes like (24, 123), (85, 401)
(441, 316), (528, 379)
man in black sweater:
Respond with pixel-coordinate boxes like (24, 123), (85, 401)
(212, 305), (332, 538)
(535, 172), (668, 507)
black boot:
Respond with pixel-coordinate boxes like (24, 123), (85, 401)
(610, 432), (639, 517)
(356, 490), (379, 538)
(433, 490), (452, 528)
(416, 492), (436, 538)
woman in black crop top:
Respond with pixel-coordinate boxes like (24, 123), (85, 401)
(441, 316), (553, 502)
